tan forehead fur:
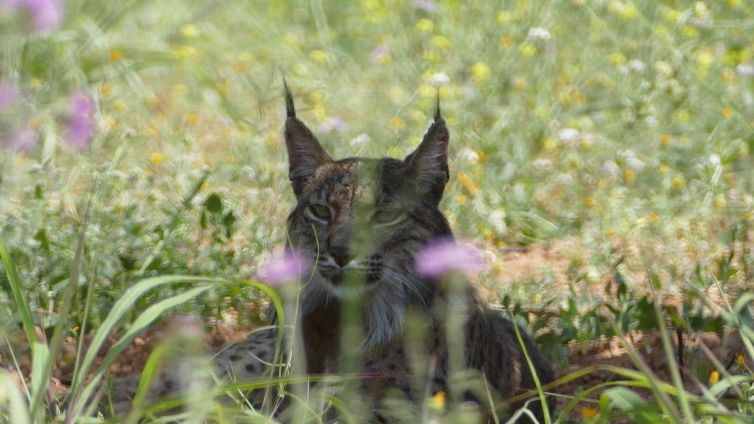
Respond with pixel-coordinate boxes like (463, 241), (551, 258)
(310, 161), (377, 209)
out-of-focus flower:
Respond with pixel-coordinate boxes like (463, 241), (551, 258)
(415, 18), (433, 32)
(581, 405), (598, 419)
(736, 64), (754, 76)
(370, 44), (390, 64)
(558, 128), (579, 142)
(319, 116), (345, 134)
(626, 59), (646, 73)
(527, 27), (552, 41)
(257, 250), (311, 286)
(414, 0), (436, 13)
(428, 72), (449, 86)
(708, 370), (720, 385)
(6, 128), (36, 151)
(415, 238), (487, 278)
(428, 391), (446, 411)
(736, 354), (746, 368)
(470, 62), (491, 85)
(709, 154), (721, 167)
(66, 91), (95, 149)
(0, 83), (20, 110)
(5, 0), (63, 32)
(533, 158), (552, 170)
(388, 116), (405, 130)
(349, 133), (370, 146)
(150, 152), (165, 165)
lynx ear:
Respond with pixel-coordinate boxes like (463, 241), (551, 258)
(283, 82), (332, 196)
(404, 95), (449, 203)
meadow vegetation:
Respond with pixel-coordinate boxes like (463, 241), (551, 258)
(1, 0), (753, 422)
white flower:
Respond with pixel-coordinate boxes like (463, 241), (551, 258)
(429, 72), (450, 86)
(627, 59), (646, 73)
(602, 160), (620, 176)
(349, 133), (371, 146)
(459, 148), (479, 162)
(533, 158), (552, 169)
(626, 156), (645, 171)
(736, 64), (754, 76)
(558, 128), (579, 142)
(489, 209), (506, 234)
(528, 27), (552, 41)
(709, 154), (721, 167)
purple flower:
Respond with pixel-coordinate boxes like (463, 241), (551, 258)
(414, 0), (436, 13)
(370, 44), (389, 64)
(0, 83), (20, 110)
(318, 116), (345, 134)
(5, 128), (36, 151)
(66, 91), (94, 149)
(3, 0), (63, 32)
(415, 238), (487, 278)
(257, 250), (311, 286)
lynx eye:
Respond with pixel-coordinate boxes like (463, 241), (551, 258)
(305, 204), (332, 223)
(370, 209), (404, 226)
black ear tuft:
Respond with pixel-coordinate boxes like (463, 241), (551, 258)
(434, 89), (441, 123)
(283, 81), (332, 196)
(283, 79), (296, 118)
(404, 111), (450, 204)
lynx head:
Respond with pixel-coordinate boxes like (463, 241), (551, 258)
(283, 83), (453, 348)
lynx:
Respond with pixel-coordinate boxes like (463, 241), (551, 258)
(110, 83), (555, 422)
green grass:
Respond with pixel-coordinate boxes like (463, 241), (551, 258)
(1, 0), (754, 422)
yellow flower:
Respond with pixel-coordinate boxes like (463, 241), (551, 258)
(660, 134), (672, 146)
(100, 83), (111, 96)
(109, 49), (123, 62)
(186, 112), (199, 125)
(180, 24), (200, 39)
(470, 62), (491, 85)
(429, 391), (446, 411)
(736, 354), (746, 367)
(497, 10), (512, 25)
(418, 83), (435, 98)
(388, 116), (406, 130)
(672, 176), (684, 190)
(581, 405), (598, 419)
(682, 25), (699, 39)
(150, 152), (165, 165)
(714, 194), (727, 209)
(624, 169), (635, 183)
(416, 18), (434, 32)
(722, 107), (733, 120)
(431, 35), (452, 50)
(708, 370), (720, 385)
(309, 50), (329, 65)
(455, 194), (468, 205)
(457, 171), (478, 196)
(113, 101), (127, 112)
(584, 196), (595, 209)
(499, 34), (515, 48)
(532, 292), (542, 303)
(174, 45), (199, 60)
(608, 52), (626, 66)
(518, 43), (538, 57)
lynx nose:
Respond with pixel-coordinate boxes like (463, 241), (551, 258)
(330, 247), (352, 268)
